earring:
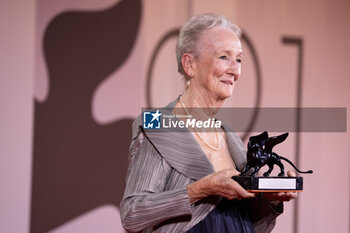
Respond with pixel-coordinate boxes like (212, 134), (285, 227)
(187, 80), (191, 86)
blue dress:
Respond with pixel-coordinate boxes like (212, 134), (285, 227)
(187, 198), (255, 233)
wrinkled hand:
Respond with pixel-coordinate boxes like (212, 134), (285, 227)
(187, 169), (256, 203)
(263, 170), (298, 204)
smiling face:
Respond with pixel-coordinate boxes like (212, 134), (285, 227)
(190, 26), (242, 101)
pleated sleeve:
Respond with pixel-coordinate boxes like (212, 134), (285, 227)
(120, 129), (192, 232)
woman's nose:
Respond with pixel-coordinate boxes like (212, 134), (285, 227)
(227, 60), (241, 81)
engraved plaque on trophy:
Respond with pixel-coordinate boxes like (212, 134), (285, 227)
(232, 131), (313, 192)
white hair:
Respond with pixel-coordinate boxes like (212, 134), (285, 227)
(176, 13), (241, 76)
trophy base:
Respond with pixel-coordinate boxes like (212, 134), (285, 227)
(232, 176), (303, 192)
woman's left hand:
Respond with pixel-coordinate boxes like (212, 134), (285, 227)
(263, 170), (298, 203)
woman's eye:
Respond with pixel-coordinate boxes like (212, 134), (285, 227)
(219, 55), (227, 60)
(236, 58), (242, 63)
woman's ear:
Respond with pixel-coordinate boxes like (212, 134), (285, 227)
(181, 53), (196, 78)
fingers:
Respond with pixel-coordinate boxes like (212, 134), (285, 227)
(264, 191), (297, 202)
(208, 169), (255, 200)
(277, 192), (297, 202)
(287, 170), (296, 177)
(284, 191), (297, 200)
(232, 181), (256, 199)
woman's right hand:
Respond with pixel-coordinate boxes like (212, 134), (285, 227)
(187, 169), (256, 203)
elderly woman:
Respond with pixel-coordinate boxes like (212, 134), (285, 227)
(120, 13), (296, 233)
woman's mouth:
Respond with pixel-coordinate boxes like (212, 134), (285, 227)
(220, 80), (233, 86)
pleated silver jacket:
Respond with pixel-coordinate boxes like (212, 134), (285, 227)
(120, 98), (282, 233)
